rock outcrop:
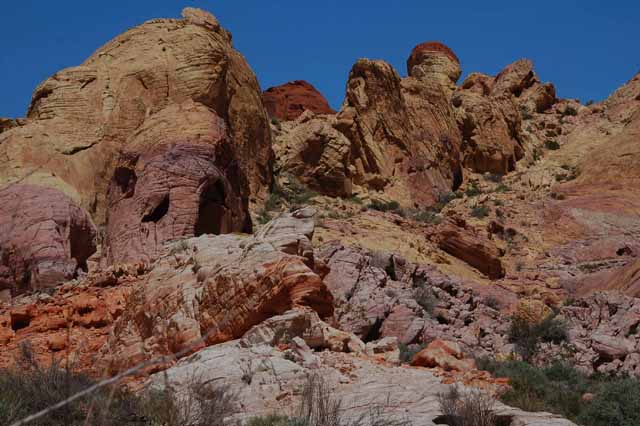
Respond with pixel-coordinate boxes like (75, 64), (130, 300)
(105, 101), (252, 264)
(101, 209), (333, 373)
(453, 58), (557, 175)
(334, 51), (462, 206)
(0, 7), (272, 227)
(433, 219), (505, 279)
(263, 80), (335, 121)
(273, 113), (353, 197)
(0, 184), (97, 293)
(149, 311), (578, 426)
(412, 339), (476, 371)
(407, 41), (461, 94)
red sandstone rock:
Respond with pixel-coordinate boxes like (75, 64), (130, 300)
(263, 80), (335, 121)
(434, 220), (505, 279)
(0, 184), (97, 293)
(411, 339), (476, 371)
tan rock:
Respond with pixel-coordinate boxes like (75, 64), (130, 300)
(0, 7), (271, 227)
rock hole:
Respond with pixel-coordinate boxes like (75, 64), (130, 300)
(113, 167), (137, 198)
(616, 246), (632, 256)
(69, 222), (96, 273)
(363, 317), (384, 343)
(195, 180), (227, 236)
(142, 195), (170, 223)
(10, 314), (30, 331)
(452, 165), (463, 191)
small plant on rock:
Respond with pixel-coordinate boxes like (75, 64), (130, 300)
(470, 206), (490, 219)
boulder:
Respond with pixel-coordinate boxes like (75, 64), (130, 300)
(263, 80), (335, 121)
(334, 54), (462, 206)
(411, 339), (476, 371)
(0, 184), (97, 292)
(434, 220), (505, 279)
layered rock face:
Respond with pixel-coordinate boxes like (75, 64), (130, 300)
(0, 8), (271, 286)
(0, 185), (96, 293)
(262, 80), (335, 121)
(0, 8), (271, 220)
(101, 209), (333, 373)
(332, 49), (463, 205)
(453, 59), (557, 174)
(106, 102), (252, 264)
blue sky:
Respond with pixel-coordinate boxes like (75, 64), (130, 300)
(1, 1), (639, 117)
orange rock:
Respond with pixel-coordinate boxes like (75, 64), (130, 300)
(411, 339), (476, 372)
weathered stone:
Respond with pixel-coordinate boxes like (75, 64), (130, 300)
(0, 184), (96, 292)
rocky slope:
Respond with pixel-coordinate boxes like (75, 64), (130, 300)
(1, 6), (639, 426)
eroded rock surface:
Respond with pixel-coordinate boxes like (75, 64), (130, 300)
(101, 209), (333, 373)
(0, 184), (96, 293)
(0, 7), (271, 227)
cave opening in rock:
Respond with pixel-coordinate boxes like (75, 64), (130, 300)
(113, 167), (137, 198)
(195, 180), (227, 236)
(69, 222), (96, 273)
(142, 195), (170, 223)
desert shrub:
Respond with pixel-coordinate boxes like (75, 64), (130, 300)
(483, 173), (503, 183)
(248, 374), (410, 426)
(507, 314), (568, 362)
(577, 378), (640, 426)
(483, 296), (502, 310)
(0, 343), (236, 426)
(411, 209), (442, 224)
(0, 344), (142, 426)
(257, 209), (272, 225)
(477, 358), (640, 425)
(585, 100), (594, 106)
(436, 385), (497, 426)
(142, 380), (235, 426)
(470, 206), (490, 219)
(367, 200), (402, 214)
(464, 184), (482, 197)
(544, 140), (560, 150)
(563, 105), (579, 116)
(495, 183), (510, 193)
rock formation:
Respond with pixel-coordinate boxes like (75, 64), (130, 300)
(263, 80), (335, 121)
(0, 7), (271, 222)
(0, 184), (96, 293)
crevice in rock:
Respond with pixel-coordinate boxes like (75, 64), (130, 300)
(195, 180), (227, 236)
(363, 317), (384, 343)
(113, 167), (137, 198)
(142, 195), (170, 223)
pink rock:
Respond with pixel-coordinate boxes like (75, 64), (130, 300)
(0, 184), (96, 293)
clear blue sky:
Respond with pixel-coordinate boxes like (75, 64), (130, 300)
(2, 1), (639, 117)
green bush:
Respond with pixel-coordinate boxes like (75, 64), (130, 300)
(477, 358), (640, 426)
(470, 206), (490, 219)
(367, 200), (401, 213)
(577, 378), (640, 426)
(544, 140), (560, 150)
(507, 314), (568, 362)
(464, 184), (482, 197)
